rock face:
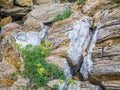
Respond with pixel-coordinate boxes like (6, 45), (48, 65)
(0, 0), (120, 90)
(0, 16), (12, 29)
(0, 0), (13, 8)
(15, 0), (33, 6)
(33, 0), (52, 5)
(47, 0), (120, 89)
(89, 6), (120, 88)
(0, 7), (31, 21)
(24, 3), (71, 25)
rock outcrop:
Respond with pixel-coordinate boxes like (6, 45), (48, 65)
(15, 0), (33, 6)
(33, 0), (52, 5)
(24, 3), (71, 26)
(0, 16), (12, 28)
(0, 0), (13, 8)
(0, 0), (120, 90)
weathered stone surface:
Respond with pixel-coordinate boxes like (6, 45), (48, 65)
(1, 23), (20, 37)
(33, 0), (52, 5)
(0, 7), (31, 21)
(0, 60), (16, 88)
(0, 34), (2, 61)
(0, 16), (12, 28)
(101, 81), (120, 90)
(89, 8), (120, 83)
(24, 3), (71, 26)
(2, 33), (21, 69)
(0, 0), (13, 8)
(47, 79), (81, 90)
(15, 0), (33, 7)
(82, 0), (117, 16)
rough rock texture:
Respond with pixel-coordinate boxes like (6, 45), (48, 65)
(33, 0), (52, 5)
(47, 79), (81, 90)
(0, 7), (31, 21)
(0, 0), (13, 8)
(87, 2), (120, 82)
(0, 33), (21, 88)
(24, 3), (71, 26)
(1, 23), (20, 37)
(0, 16), (12, 28)
(15, 0), (33, 6)
(0, 34), (2, 61)
(0, 0), (120, 89)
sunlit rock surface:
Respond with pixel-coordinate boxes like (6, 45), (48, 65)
(0, 0), (120, 89)
(0, 0), (13, 8)
(24, 3), (71, 26)
(15, 0), (33, 7)
(15, 24), (49, 47)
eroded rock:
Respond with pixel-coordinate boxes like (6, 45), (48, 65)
(15, 0), (33, 7)
(0, 0), (13, 8)
(0, 16), (12, 28)
(24, 3), (71, 26)
(33, 0), (52, 5)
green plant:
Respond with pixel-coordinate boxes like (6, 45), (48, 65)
(44, 86), (51, 90)
(78, 0), (85, 4)
(52, 9), (72, 23)
(19, 42), (65, 89)
(67, 0), (77, 2)
(67, 78), (76, 85)
(116, 0), (120, 4)
(53, 84), (59, 90)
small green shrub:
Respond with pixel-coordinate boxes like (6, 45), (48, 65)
(78, 0), (85, 4)
(19, 42), (65, 89)
(52, 14), (63, 23)
(116, 0), (120, 4)
(52, 9), (72, 23)
(53, 84), (59, 90)
(67, 0), (77, 2)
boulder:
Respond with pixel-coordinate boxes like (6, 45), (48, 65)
(0, 0), (13, 8)
(15, 0), (33, 7)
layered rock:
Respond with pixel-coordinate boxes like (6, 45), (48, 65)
(0, 0), (120, 89)
(33, 0), (52, 5)
(15, 0), (33, 6)
(0, 7), (31, 21)
(24, 3), (71, 25)
(89, 6), (120, 86)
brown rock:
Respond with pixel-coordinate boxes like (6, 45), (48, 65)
(46, 55), (66, 70)
(33, 0), (52, 5)
(15, 0), (33, 7)
(24, 3), (71, 26)
(82, 0), (117, 16)
(1, 23), (20, 37)
(101, 81), (120, 90)
(0, 60), (16, 88)
(88, 6), (120, 85)
(0, 16), (12, 28)
(0, 6), (31, 21)
(0, 0), (13, 8)
(2, 33), (21, 69)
